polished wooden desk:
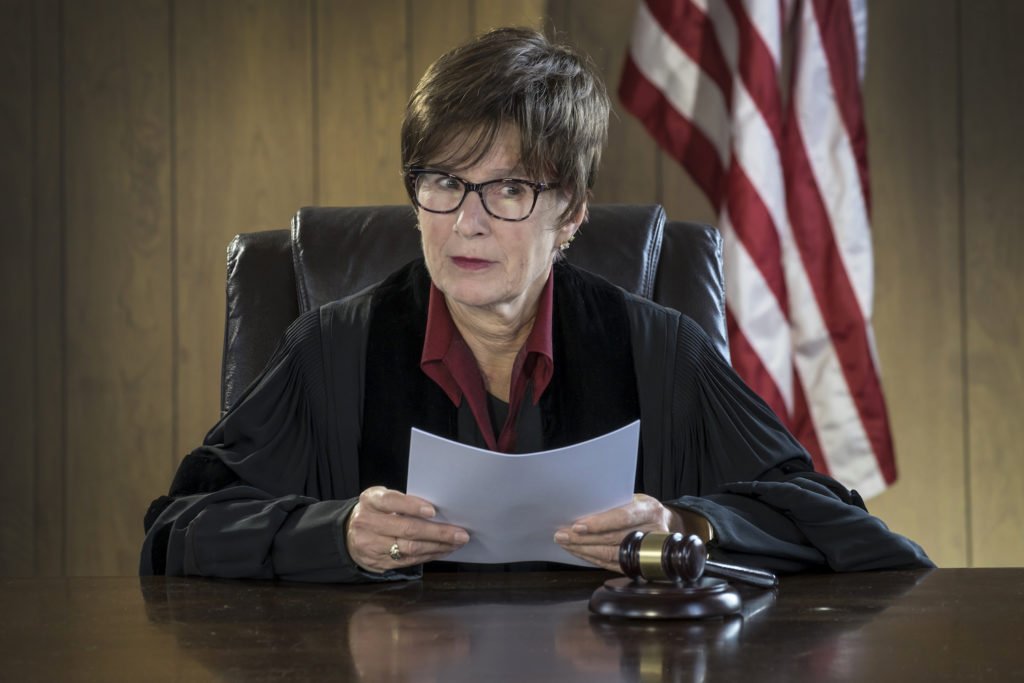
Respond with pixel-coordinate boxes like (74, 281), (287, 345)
(1, 569), (1021, 682)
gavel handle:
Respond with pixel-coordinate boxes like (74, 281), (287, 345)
(704, 560), (779, 589)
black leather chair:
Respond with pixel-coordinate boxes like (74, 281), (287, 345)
(220, 204), (727, 413)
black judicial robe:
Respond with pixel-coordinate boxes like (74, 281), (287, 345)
(140, 260), (932, 582)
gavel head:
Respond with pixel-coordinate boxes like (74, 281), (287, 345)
(618, 531), (708, 584)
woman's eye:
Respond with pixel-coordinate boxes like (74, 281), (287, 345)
(498, 182), (526, 198)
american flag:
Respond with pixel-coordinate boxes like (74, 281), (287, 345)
(621, 0), (894, 497)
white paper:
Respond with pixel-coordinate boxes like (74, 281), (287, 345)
(406, 420), (640, 566)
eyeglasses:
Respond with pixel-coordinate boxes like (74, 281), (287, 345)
(404, 167), (558, 222)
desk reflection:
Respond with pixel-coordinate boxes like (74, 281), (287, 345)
(140, 572), (928, 682)
(141, 575), (778, 682)
(347, 603), (471, 681)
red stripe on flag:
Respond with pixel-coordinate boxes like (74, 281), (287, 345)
(724, 0), (785, 146)
(725, 309), (790, 425)
(810, 0), (871, 212)
(790, 371), (829, 475)
(645, 0), (734, 110)
(781, 117), (896, 484)
(727, 312), (830, 478)
(724, 160), (789, 317)
(619, 56), (727, 207)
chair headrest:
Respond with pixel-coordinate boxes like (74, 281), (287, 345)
(291, 204), (667, 311)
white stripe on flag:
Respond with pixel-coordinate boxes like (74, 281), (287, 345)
(629, 2), (731, 166)
(740, 0), (783, 68)
(788, 265), (887, 496)
(793, 0), (875, 320)
(848, 0), (869, 83)
(719, 207), (795, 412)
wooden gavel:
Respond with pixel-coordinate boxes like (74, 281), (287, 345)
(618, 531), (778, 589)
(590, 531), (778, 619)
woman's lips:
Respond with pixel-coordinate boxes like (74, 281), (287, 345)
(451, 256), (493, 271)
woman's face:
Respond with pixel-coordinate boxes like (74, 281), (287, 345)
(417, 127), (579, 320)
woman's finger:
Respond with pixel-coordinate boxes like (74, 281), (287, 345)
(555, 523), (665, 547)
(352, 506), (469, 547)
(570, 494), (666, 534)
(360, 486), (438, 518)
(394, 537), (468, 559)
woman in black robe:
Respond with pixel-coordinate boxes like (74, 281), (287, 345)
(141, 27), (932, 582)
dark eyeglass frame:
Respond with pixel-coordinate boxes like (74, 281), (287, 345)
(403, 167), (558, 222)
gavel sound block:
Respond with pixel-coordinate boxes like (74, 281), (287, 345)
(589, 531), (778, 620)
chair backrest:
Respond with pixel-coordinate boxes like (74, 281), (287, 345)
(221, 204), (726, 413)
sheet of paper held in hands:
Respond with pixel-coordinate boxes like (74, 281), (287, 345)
(406, 420), (640, 567)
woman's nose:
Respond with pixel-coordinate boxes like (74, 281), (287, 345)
(453, 190), (491, 236)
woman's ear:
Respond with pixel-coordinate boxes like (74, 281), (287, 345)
(556, 203), (586, 254)
(564, 201), (588, 237)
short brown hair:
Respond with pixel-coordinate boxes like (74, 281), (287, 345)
(401, 27), (609, 225)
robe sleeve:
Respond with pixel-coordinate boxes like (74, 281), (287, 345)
(660, 315), (933, 572)
(139, 308), (416, 584)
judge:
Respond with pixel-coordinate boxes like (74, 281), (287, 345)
(141, 27), (932, 581)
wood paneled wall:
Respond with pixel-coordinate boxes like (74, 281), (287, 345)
(961, 1), (1024, 566)
(861, 0), (967, 566)
(0, 0), (1019, 576)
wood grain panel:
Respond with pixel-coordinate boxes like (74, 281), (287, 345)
(472, 0), (545, 33)
(32, 0), (65, 577)
(409, 0), (472, 91)
(0, 0), (36, 577)
(551, 0), (657, 206)
(316, 0), (407, 206)
(861, 0), (966, 567)
(962, 0), (1024, 567)
(63, 0), (173, 576)
(175, 0), (315, 454)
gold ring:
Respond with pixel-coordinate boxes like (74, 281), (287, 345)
(389, 542), (402, 562)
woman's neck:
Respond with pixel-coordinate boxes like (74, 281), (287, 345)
(446, 298), (538, 402)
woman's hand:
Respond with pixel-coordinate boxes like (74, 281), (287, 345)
(345, 486), (470, 573)
(553, 494), (682, 572)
